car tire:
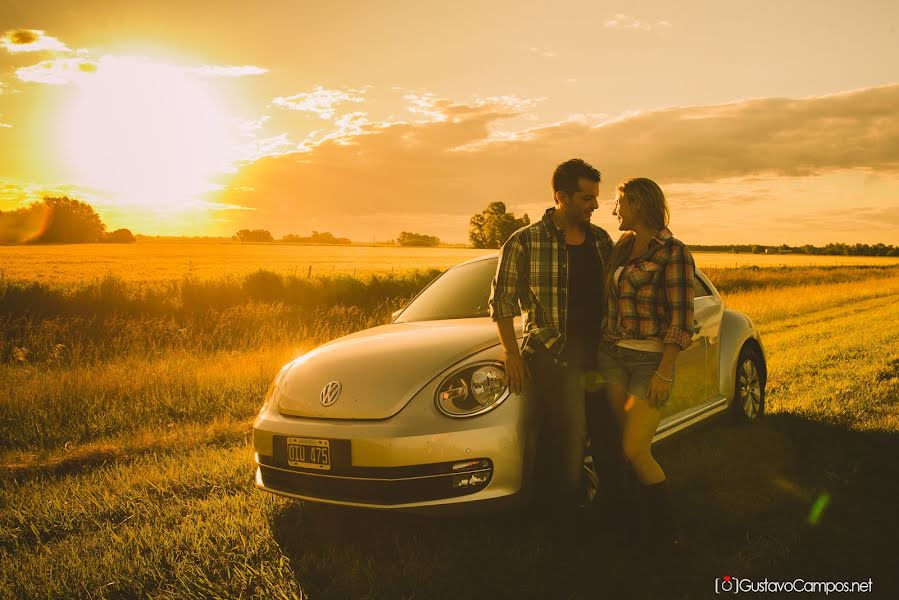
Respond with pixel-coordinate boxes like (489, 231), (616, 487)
(732, 345), (765, 423)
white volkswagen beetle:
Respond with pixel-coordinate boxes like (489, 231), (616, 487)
(253, 255), (766, 511)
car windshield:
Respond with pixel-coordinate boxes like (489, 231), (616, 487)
(395, 257), (498, 322)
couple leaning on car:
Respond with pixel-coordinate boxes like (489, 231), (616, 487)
(488, 158), (695, 555)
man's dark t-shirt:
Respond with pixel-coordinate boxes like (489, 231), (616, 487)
(566, 237), (604, 343)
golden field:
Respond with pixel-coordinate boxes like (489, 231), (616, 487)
(2, 253), (898, 598)
(2, 240), (899, 284)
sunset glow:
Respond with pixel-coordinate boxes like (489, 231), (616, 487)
(1, 3), (898, 244)
(59, 56), (236, 211)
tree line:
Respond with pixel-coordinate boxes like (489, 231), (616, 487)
(233, 229), (352, 244)
(232, 230), (444, 247)
(0, 196), (134, 244)
(3, 195), (896, 255)
(691, 243), (899, 257)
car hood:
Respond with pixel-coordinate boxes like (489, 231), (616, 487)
(277, 318), (503, 420)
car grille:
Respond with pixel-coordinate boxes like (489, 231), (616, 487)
(257, 459), (493, 505)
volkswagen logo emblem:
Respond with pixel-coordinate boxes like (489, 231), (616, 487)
(320, 381), (342, 406)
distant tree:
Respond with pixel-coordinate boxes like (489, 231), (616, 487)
(469, 202), (530, 248)
(853, 243), (873, 256)
(0, 203), (45, 244)
(23, 196), (106, 244)
(282, 231), (352, 244)
(397, 231), (440, 247)
(282, 231), (350, 244)
(688, 242), (898, 256)
(103, 228), (136, 243)
(824, 243), (850, 256)
(234, 229), (274, 243)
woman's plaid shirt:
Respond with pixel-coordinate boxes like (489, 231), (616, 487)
(605, 228), (695, 350)
(488, 208), (613, 355)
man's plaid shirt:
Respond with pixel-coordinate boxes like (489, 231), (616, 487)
(604, 228), (695, 350)
(488, 208), (613, 355)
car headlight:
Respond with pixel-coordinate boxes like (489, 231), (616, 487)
(260, 366), (289, 411)
(435, 361), (510, 417)
(261, 379), (278, 411)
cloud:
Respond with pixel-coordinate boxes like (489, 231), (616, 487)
(215, 95), (530, 224)
(662, 179), (777, 210)
(212, 83), (899, 242)
(184, 65), (268, 77)
(577, 84), (899, 182)
(403, 92), (450, 123)
(777, 205), (899, 232)
(603, 14), (672, 31)
(271, 86), (367, 119)
(528, 47), (557, 58)
(237, 115), (271, 132)
(15, 57), (98, 85)
(1, 29), (70, 53)
(234, 132), (297, 163)
(15, 54), (267, 86)
(321, 112), (372, 142)
(400, 92), (541, 126)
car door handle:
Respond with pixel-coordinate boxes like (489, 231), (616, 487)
(692, 320), (701, 334)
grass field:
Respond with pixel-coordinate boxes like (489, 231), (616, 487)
(2, 260), (898, 598)
(3, 240), (899, 284)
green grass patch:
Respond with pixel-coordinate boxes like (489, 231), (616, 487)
(3, 271), (899, 598)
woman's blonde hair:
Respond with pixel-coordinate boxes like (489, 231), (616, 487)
(606, 178), (670, 288)
(618, 177), (669, 231)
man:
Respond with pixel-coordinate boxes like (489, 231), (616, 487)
(488, 158), (618, 511)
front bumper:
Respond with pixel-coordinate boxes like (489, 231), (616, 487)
(253, 389), (530, 511)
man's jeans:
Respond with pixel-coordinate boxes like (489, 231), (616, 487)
(525, 338), (595, 508)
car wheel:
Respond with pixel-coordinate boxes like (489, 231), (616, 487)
(732, 345), (765, 423)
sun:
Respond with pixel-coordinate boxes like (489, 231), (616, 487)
(60, 56), (236, 212)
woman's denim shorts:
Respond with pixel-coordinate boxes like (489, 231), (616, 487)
(596, 342), (668, 405)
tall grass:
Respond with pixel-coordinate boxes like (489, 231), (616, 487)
(1, 349), (287, 453)
(3, 267), (899, 598)
(5, 265), (898, 366)
(4, 265), (898, 456)
(702, 264), (899, 293)
(0, 269), (440, 316)
(1, 302), (400, 365)
(1, 269), (439, 365)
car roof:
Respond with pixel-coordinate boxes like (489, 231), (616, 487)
(451, 253), (498, 268)
(453, 252), (708, 275)
(451, 252), (716, 295)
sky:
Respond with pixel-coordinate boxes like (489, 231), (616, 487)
(1, 0), (898, 245)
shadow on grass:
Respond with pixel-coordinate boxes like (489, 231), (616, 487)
(269, 414), (899, 599)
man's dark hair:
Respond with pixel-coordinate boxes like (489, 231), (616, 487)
(552, 158), (601, 196)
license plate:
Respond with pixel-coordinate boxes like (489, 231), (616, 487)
(286, 437), (331, 470)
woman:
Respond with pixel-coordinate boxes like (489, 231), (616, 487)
(596, 177), (695, 552)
